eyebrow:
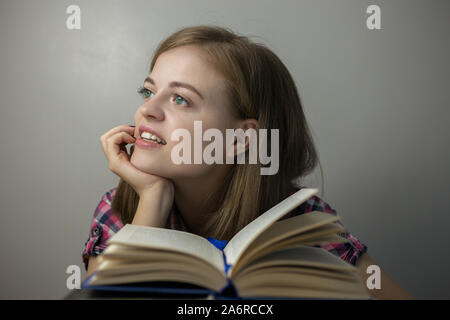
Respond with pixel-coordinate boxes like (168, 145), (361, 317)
(144, 76), (204, 100)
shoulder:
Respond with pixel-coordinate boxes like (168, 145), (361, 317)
(283, 185), (368, 266)
(82, 187), (124, 269)
(92, 187), (123, 233)
(297, 194), (337, 215)
(281, 186), (337, 220)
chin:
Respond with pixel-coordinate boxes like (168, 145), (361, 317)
(130, 155), (167, 177)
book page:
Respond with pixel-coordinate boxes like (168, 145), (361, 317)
(237, 245), (356, 273)
(224, 188), (318, 272)
(232, 225), (348, 273)
(245, 211), (341, 253)
(107, 224), (225, 274)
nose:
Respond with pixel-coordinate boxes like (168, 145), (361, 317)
(139, 97), (165, 121)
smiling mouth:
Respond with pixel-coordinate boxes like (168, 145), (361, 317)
(139, 131), (167, 145)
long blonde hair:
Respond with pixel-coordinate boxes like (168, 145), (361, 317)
(112, 25), (319, 240)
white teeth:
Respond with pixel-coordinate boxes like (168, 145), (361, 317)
(141, 131), (163, 144)
(141, 131), (152, 139)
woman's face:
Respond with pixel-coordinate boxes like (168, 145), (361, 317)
(131, 45), (238, 180)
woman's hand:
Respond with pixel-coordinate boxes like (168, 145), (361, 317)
(100, 124), (174, 197)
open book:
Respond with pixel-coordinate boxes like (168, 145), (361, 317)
(83, 188), (370, 299)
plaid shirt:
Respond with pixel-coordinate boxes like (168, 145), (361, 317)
(82, 187), (368, 270)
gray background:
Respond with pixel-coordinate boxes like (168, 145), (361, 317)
(0, 0), (449, 299)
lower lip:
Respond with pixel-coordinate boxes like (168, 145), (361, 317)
(135, 138), (164, 149)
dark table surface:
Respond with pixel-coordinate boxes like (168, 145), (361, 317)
(64, 289), (214, 300)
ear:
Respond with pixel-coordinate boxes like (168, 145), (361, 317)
(227, 118), (259, 158)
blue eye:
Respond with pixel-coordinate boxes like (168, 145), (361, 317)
(137, 86), (191, 107)
(173, 94), (189, 106)
(137, 86), (154, 99)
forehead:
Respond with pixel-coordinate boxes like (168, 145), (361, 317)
(151, 45), (227, 101)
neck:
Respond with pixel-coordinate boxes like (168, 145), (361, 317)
(172, 166), (232, 238)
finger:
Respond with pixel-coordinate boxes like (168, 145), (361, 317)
(101, 124), (136, 153)
(101, 124), (136, 142)
(107, 134), (136, 174)
(107, 131), (136, 156)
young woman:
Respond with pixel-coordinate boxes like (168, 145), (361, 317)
(83, 25), (412, 299)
